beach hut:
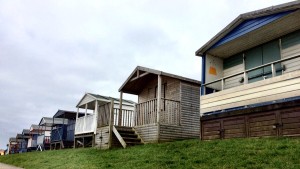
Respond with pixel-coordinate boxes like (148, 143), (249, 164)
(27, 125), (39, 151)
(7, 137), (18, 154)
(74, 93), (137, 149)
(50, 110), (84, 149)
(195, 1), (300, 139)
(38, 117), (64, 151)
(119, 66), (201, 143)
(16, 130), (30, 153)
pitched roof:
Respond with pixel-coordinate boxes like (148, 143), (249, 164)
(119, 66), (201, 94)
(39, 117), (69, 127)
(22, 129), (30, 135)
(76, 93), (136, 108)
(53, 109), (85, 119)
(196, 1), (300, 57)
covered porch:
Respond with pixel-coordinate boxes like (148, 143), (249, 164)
(74, 93), (140, 149)
(119, 66), (201, 143)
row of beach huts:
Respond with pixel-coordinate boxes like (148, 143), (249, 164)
(4, 1), (300, 155)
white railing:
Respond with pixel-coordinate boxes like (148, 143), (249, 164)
(75, 114), (96, 135)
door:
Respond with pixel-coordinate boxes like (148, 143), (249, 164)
(245, 46), (263, 83)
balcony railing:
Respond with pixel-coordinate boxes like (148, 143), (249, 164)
(135, 98), (180, 126)
(75, 114), (96, 135)
(203, 54), (300, 94)
(75, 105), (135, 135)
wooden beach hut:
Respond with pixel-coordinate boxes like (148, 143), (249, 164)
(119, 66), (201, 143)
(196, 1), (300, 140)
(50, 110), (85, 149)
(38, 117), (65, 151)
(74, 93), (137, 149)
(27, 124), (39, 151)
(7, 137), (18, 154)
(16, 130), (30, 153)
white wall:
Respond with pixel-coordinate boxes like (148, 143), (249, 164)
(205, 54), (223, 90)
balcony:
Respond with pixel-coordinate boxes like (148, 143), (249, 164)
(201, 54), (300, 115)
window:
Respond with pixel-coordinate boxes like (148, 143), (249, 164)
(245, 40), (281, 83)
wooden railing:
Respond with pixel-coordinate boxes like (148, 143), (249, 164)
(135, 98), (157, 126)
(114, 108), (135, 127)
(161, 98), (181, 125)
(203, 54), (300, 94)
(135, 98), (180, 126)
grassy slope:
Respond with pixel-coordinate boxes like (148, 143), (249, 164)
(1, 138), (300, 169)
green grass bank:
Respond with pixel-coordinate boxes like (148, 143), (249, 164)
(1, 138), (300, 169)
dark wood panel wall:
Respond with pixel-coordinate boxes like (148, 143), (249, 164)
(201, 101), (300, 140)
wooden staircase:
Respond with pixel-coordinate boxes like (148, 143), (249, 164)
(113, 126), (143, 148)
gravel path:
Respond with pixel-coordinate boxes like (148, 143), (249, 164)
(0, 163), (23, 169)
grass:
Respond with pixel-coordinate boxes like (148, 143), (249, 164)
(1, 138), (300, 169)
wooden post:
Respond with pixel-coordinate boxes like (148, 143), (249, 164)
(74, 108), (79, 149)
(108, 99), (114, 149)
(118, 92), (123, 126)
(243, 53), (248, 84)
(243, 72), (248, 84)
(221, 79), (224, 90)
(157, 74), (162, 123)
(83, 104), (87, 132)
(157, 74), (162, 143)
(271, 63), (276, 77)
(94, 100), (98, 134)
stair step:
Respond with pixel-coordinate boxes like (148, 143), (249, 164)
(115, 126), (134, 132)
(123, 137), (141, 142)
(119, 132), (137, 137)
(126, 142), (143, 146)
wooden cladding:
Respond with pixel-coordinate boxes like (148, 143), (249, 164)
(201, 106), (300, 140)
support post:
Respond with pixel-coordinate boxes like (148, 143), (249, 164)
(83, 104), (87, 132)
(157, 74), (162, 123)
(221, 79), (224, 90)
(243, 72), (248, 84)
(108, 99), (114, 149)
(271, 63), (276, 77)
(94, 100), (99, 134)
(156, 74), (162, 143)
(118, 92), (123, 126)
(243, 53), (248, 85)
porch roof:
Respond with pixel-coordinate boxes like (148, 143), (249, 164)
(53, 109), (84, 119)
(9, 137), (17, 142)
(22, 129), (30, 135)
(16, 133), (30, 139)
(39, 117), (69, 127)
(76, 93), (135, 109)
(195, 1), (300, 58)
(119, 66), (201, 95)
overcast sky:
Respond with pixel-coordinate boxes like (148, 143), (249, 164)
(0, 0), (292, 149)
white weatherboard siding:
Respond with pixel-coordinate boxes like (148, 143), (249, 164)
(223, 64), (244, 89)
(282, 44), (300, 73)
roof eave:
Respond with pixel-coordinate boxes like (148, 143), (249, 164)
(195, 1), (300, 57)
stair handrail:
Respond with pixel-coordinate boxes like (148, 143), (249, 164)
(112, 126), (127, 148)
